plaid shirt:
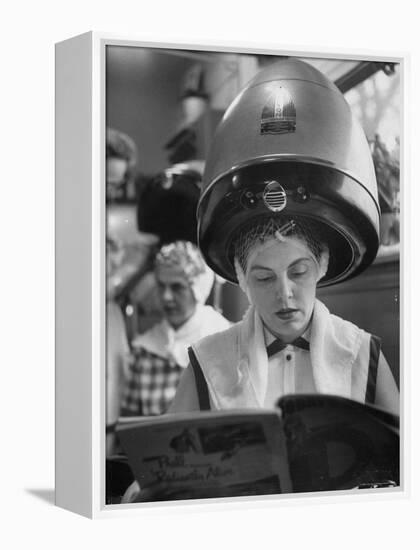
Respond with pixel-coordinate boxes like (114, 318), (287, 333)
(121, 346), (183, 416)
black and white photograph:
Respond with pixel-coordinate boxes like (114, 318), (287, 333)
(5, 0), (420, 547)
(103, 45), (401, 506)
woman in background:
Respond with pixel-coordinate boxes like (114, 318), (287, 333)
(120, 240), (230, 417)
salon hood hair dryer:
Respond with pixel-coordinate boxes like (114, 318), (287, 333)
(197, 59), (380, 286)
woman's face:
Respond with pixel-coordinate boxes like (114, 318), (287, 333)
(155, 265), (196, 329)
(246, 236), (318, 341)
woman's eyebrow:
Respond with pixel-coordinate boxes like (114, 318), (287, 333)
(250, 257), (313, 272)
(249, 265), (272, 272)
(289, 257), (313, 268)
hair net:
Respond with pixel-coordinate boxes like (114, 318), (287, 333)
(232, 217), (330, 299)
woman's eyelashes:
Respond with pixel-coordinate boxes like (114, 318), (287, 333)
(253, 272), (275, 283)
(288, 259), (315, 278)
(157, 282), (188, 295)
(171, 283), (185, 293)
(289, 266), (308, 278)
(252, 265), (310, 283)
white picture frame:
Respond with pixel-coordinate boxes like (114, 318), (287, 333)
(55, 31), (407, 519)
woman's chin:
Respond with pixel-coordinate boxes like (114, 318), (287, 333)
(267, 316), (307, 340)
(164, 312), (182, 328)
(165, 309), (195, 330)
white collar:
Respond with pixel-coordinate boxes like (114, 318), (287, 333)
(263, 321), (312, 347)
(132, 304), (230, 368)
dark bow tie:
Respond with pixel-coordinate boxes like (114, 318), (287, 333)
(266, 336), (310, 358)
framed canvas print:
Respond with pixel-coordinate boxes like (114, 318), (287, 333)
(55, 32), (405, 518)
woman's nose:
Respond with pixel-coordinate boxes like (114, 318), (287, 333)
(161, 286), (174, 302)
(275, 276), (293, 303)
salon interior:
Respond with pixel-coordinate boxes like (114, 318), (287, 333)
(105, 46), (401, 503)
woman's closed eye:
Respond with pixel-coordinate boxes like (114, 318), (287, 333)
(253, 272), (275, 283)
(289, 261), (311, 278)
(171, 283), (185, 292)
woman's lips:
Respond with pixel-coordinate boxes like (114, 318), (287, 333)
(275, 308), (299, 321)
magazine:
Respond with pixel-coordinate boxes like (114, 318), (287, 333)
(115, 394), (399, 502)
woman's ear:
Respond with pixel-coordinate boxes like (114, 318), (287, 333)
(234, 257), (252, 302)
(317, 249), (330, 282)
